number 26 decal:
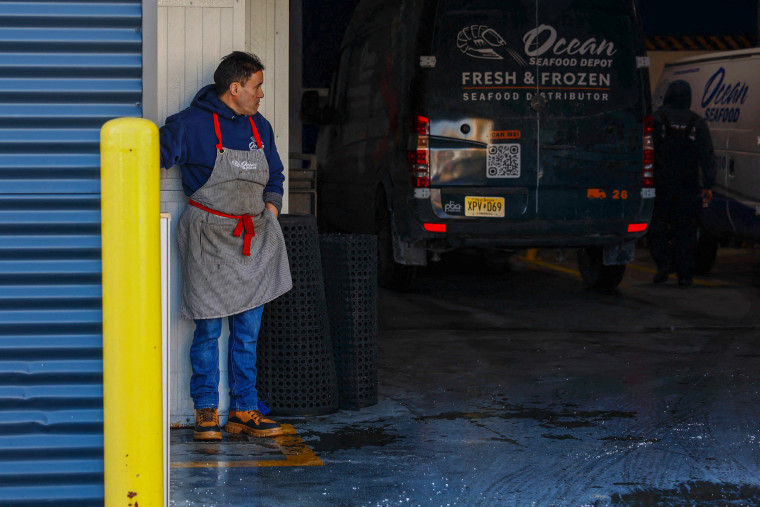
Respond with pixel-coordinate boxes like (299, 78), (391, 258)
(587, 189), (629, 200)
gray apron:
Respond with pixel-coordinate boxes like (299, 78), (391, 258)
(176, 114), (292, 319)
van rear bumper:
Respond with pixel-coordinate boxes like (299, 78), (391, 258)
(399, 188), (653, 249)
(401, 218), (650, 250)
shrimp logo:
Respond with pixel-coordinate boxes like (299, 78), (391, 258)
(457, 25), (527, 66)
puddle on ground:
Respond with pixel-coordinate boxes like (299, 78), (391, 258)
(415, 403), (636, 430)
(489, 436), (521, 445)
(541, 434), (579, 440)
(611, 481), (760, 504)
(305, 424), (403, 453)
(601, 436), (661, 444)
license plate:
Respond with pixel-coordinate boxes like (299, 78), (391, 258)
(464, 196), (505, 217)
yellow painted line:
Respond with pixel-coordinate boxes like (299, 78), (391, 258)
(518, 254), (582, 278)
(518, 253), (725, 287)
(171, 424), (324, 468)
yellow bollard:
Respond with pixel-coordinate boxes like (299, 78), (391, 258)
(101, 118), (163, 506)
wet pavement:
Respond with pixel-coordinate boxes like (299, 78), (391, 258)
(170, 245), (760, 506)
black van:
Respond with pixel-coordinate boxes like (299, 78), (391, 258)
(303, 0), (654, 290)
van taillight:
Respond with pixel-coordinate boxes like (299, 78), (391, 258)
(409, 116), (430, 188)
(642, 115), (654, 188)
(424, 223), (446, 233)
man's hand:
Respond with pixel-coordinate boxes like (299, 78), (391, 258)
(701, 188), (713, 204)
(265, 202), (279, 218)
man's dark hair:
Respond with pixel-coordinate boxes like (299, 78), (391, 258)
(214, 51), (265, 96)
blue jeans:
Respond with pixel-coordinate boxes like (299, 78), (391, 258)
(190, 305), (264, 411)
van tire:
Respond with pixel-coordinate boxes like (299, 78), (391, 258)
(577, 247), (625, 292)
(694, 227), (719, 275)
(376, 198), (416, 291)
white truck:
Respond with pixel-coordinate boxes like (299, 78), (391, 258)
(655, 48), (760, 273)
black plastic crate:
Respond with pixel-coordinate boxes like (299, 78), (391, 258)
(320, 233), (378, 410)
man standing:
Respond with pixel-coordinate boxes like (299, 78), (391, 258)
(160, 52), (292, 441)
(650, 79), (716, 287)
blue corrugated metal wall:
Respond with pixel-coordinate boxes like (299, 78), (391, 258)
(0, 1), (142, 504)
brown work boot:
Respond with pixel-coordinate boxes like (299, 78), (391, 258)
(225, 410), (284, 437)
(194, 408), (222, 441)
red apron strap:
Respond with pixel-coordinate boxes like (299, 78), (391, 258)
(213, 113), (261, 150)
(188, 199), (256, 256)
(249, 116), (262, 149)
(233, 214), (256, 256)
(213, 113), (223, 151)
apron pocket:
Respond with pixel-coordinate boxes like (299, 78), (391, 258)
(200, 222), (255, 265)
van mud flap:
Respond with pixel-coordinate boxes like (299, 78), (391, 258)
(394, 238), (427, 266)
(393, 229), (427, 266)
(603, 240), (635, 266)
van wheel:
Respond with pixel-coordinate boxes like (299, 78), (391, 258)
(376, 199), (416, 291)
(694, 227), (718, 275)
(577, 246), (625, 292)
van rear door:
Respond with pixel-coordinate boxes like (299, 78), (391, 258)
(427, 0), (538, 221)
(534, 0), (647, 224)
(425, 0), (648, 231)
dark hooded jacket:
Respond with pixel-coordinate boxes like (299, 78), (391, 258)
(159, 85), (285, 211)
(653, 80), (716, 194)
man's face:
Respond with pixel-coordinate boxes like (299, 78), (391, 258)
(229, 70), (264, 116)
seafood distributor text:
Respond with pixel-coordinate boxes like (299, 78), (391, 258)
(463, 91), (609, 101)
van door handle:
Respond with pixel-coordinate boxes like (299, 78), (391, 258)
(728, 157), (735, 177)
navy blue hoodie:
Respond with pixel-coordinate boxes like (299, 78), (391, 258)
(159, 84), (284, 210)
(654, 80), (716, 192)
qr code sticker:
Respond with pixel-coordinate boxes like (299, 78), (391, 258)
(487, 144), (521, 178)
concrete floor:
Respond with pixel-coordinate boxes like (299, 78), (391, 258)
(170, 245), (760, 506)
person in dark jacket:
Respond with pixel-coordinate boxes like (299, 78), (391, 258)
(160, 52), (292, 441)
(650, 79), (716, 286)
